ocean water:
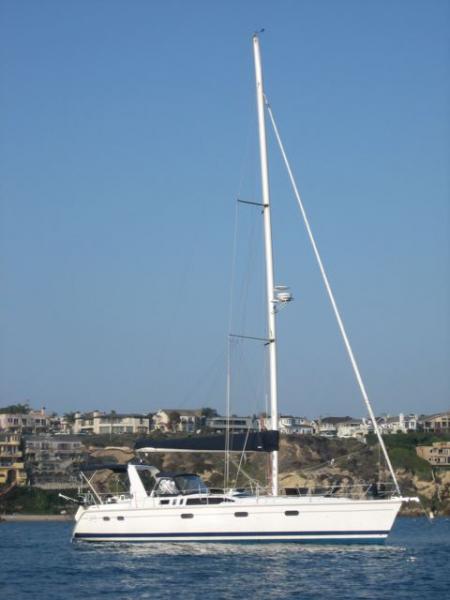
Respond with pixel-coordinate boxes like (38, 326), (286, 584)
(0, 517), (449, 599)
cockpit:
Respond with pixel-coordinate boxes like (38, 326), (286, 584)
(152, 473), (209, 496)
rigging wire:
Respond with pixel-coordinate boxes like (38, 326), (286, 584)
(265, 97), (401, 496)
(230, 455), (267, 492)
(233, 427), (251, 488)
(224, 112), (257, 491)
(180, 346), (227, 409)
(299, 445), (373, 473)
(225, 133), (253, 488)
(225, 201), (240, 491)
(225, 123), (269, 490)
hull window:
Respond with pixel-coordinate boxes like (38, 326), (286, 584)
(102, 516), (110, 521)
(234, 512), (248, 517)
(285, 510), (299, 516)
(186, 498), (208, 505)
(181, 513), (194, 519)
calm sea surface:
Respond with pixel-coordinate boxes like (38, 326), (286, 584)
(1, 517), (449, 599)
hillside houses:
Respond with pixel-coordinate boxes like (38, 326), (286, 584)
(1, 403), (448, 495)
(1, 404), (448, 440)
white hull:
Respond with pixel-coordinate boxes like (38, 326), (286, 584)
(73, 495), (402, 544)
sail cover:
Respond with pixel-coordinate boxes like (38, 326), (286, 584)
(134, 430), (279, 453)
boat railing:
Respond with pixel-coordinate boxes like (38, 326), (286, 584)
(212, 481), (397, 500)
(78, 491), (133, 506)
(77, 482), (398, 506)
(284, 481), (398, 499)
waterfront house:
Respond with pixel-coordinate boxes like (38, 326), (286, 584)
(259, 415), (313, 435)
(315, 417), (358, 438)
(152, 409), (203, 433)
(419, 412), (450, 433)
(0, 432), (27, 487)
(72, 411), (151, 435)
(23, 434), (86, 488)
(206, 415), (257, 433)
(335, 418), (371, 440)
(0, 408), (49, 433)
(377, 413), (418, 434)
(416, 442), (450, 467)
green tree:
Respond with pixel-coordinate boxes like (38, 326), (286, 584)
(168, 411), (181, 432)
(201, 407), (218, 419)
(64, 412), (76, 424)
(0, 403), (30, 414)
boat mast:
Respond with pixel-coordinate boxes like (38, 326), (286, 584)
(253, 33), (279, 496)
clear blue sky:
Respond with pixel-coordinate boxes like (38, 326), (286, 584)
(1, 0), (448, 418)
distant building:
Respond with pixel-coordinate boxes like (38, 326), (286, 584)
(315, 421), (337, 437)
(0, 408), (49, 433)
(260, 415), (313, 435)
(416, 442), (450, 467)
(206, 416), (257, 434)
(315, 417), (355, 438)
(24, 434), (86, 488)
(0, 432), (27, 487)
(314, 413), (421, 439)
(72, 411), (151, 435)
(336, 419), (371, 440)
(377, 413), (418, 434)
(47, 413), (73, 434)
(419, 412), (450, 433)
(152, 409), (203, 433)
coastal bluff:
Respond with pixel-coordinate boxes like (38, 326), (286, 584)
(1, 433), (449, 517)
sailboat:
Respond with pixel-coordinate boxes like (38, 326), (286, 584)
(71, 34), (417, 543)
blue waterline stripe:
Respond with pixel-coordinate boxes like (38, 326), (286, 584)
(74, 530), (389, 539)
(75, 538), (385, 545)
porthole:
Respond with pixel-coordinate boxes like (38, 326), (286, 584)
(285, 510), (299, 516)
(181, 513), (194, 519)
(102, 516), (110, 521)
(234, 512), (248, 517)
(117, 516), (124, 521)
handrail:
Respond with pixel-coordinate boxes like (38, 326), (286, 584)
(77, 481), (398, 507)
(283, 482), (398, 499)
